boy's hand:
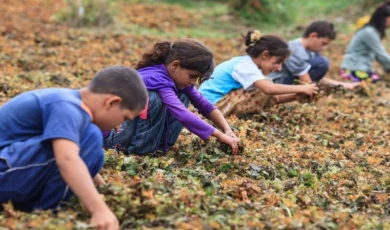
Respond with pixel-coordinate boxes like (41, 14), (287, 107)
(91, 208), (119, 230)
(300, 83), (319, 96)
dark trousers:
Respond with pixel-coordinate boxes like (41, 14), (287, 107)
(0, 128), (104, 211)
(104, 91), (189, 155)
(282, 54), (329, 84)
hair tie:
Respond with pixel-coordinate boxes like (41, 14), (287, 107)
(250, 30), (262, 46)
(170, 42), (174, 50)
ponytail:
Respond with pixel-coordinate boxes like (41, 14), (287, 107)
(135, 41), (171, 70)
(244, 30), (290, 59)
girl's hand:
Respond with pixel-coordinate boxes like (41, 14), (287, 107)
(225, 131), (240, 142)
(217, 133), (239, 155)
(300, 83), (319, 96)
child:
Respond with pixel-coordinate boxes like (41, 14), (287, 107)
(104, 39), (240, 155)
(341, 1), (390, 82)
(269, 20), (361, 89)
(0, 66), (148, 230)
(198, 30), (319, 117)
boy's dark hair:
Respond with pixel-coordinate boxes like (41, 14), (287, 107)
(245, 31), (290, 60)
(135, 38), (214, 83)
(88, 66), (148, 111)
(367, 0), (390, 39)
(303, 20), (336, 40)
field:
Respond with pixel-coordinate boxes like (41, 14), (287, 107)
(1, 0), (390, 229)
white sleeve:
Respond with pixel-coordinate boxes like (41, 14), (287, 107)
(231, 59), (266, 90)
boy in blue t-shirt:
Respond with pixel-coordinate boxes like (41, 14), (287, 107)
(269, 20), (360, 90)
(0, 66), (147, 230)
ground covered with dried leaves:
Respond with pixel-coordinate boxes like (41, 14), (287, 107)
(1, 0), (390, 229)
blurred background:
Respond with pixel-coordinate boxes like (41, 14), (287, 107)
(0, 0), (387, 101)
(56, 0), (382, 38)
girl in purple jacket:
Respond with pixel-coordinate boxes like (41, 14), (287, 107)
(104, 39), (239, 155)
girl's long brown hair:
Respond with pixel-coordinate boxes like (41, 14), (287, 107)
(135, 39), (214, 82)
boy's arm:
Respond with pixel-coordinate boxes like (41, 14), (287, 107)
(298, 72), (313, 83)
(319, 78), (361, 90)
(52, 139), (118, 230)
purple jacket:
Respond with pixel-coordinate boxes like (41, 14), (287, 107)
(138, 64), (216, 140)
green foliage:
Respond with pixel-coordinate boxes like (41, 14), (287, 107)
(224, 0), (365, 28)
(226, 0), (298, 26)
(363, 0), (386, 8)
(56, 0), (115, 27)
(301, 172), (317, 188)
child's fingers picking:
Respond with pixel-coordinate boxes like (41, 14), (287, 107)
(232, 140), (238, 155)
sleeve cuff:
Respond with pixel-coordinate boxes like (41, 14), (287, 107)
(295, 64), (311, 77)
(200, 127), (215, 141)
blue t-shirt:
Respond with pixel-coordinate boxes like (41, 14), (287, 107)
(199, 56), (266, 104)
(0, 88), (102, 162)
